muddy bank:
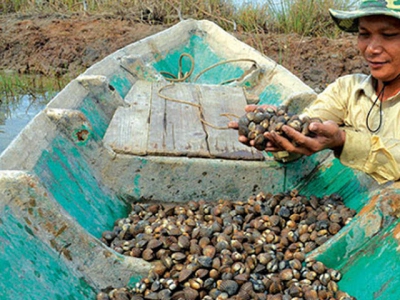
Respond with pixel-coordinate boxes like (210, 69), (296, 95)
(0, 13), (369, 92)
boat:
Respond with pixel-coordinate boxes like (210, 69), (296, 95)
(0, 19), (399, 300)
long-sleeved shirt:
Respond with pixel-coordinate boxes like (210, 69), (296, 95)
(302, 73), (400, 184)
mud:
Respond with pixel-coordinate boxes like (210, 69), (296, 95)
(0, 13), (369, 92)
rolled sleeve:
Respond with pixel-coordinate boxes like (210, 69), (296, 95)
(339, 129), (371, 171)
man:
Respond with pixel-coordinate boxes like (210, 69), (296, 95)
(229, 0), (400, 184)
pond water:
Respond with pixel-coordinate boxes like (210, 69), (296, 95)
(0, 94), (54, 154)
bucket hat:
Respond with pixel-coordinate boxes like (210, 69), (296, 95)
(329, 0), (400, 32)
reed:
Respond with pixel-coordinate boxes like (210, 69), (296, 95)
(0, 72), (65, 103)
(264, 0), (359, 37)
(234, 2), (269, 33)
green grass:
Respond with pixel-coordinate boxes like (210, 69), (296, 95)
(0, 71), (66, 104)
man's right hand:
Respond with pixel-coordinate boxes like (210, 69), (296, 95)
(228, 104), (277, 147)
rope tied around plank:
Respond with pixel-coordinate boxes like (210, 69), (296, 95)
(158, 53), (260, 129)
(157, 83), (239, 130)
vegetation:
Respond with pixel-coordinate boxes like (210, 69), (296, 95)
(1, 0), (359, 37)
(0, 0), (359, 100)
(0, 71), (65, 103)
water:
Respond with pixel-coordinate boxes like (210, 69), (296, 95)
(0, 94), (52, 154)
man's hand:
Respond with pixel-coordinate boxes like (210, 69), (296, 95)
(228, 104), (263, 130)
(264, 120), (346, 156)
(228, 104), (277, 146)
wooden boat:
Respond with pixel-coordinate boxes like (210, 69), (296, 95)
(0, 19), (399, 299)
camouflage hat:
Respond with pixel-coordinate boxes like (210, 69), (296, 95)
(329, 0), (400, 32)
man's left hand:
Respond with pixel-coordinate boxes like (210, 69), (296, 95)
(264, 120), (346, 156)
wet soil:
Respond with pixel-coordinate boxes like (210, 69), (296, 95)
(0, 13), (369, 92)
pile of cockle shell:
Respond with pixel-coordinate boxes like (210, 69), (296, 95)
(97, 190), (356, 300)
(238, 105), (322, 150)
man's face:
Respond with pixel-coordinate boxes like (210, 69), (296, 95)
(358, 15), (400, 83)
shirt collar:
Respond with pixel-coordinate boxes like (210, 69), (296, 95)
(355, 75), (400, 102)
(354, 75), (376, 99)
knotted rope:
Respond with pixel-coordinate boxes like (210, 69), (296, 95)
(158, 53), (259, 129)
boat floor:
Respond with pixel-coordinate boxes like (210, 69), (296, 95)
(103, 81), (265, 160)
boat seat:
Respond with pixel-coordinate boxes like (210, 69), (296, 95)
(103, 80), (265, 160)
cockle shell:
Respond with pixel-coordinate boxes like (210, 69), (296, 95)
(98, 190), (357, 300)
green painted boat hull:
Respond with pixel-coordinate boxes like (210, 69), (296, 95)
(0, 19), (398, 299)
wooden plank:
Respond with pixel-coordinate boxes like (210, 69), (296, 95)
(147, 82), (209, 157)
(198, 84), (264, 160)
(104, 81), (263, 160)
(103, 81), (152, 155)
(124, 80), (153, 106)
